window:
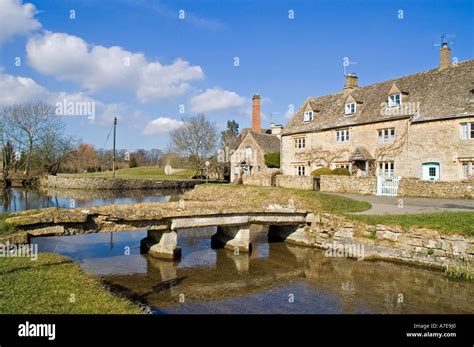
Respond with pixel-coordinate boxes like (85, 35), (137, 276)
(388, 93), (401, 108)
(377, 128), (396, 143)
(336, 129), (350, 143)
(303, 111), (313, 122)
(345, 102), (356, 115)
(462, 162), (474, 178)
(460, 122), (474, 140)
(294, 165), (306, 176)
(378, 161), (395, 177)
(335, 164), (350, 169)
(245, 146), (252, 158)
(294, 137), (306, 149)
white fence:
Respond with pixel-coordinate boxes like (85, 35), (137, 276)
(376, 176), (400, 197)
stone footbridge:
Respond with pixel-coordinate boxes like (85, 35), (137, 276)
(5, 201), (315, 260)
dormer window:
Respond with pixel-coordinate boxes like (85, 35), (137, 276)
(388, 93), (401, 108)
(345, 102), (356, 115)
(303, 111), (313, 122)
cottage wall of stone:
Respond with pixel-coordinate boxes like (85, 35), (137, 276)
(230, 135), (270, 182)
(281, 118), (410, 176)
(407, 117), (474, 181)
(281, 117), (474, 181)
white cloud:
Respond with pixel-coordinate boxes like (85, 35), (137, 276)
(189, 88), (246, 113)
(143, 117), (183, 135)
(0, 71), (99, 107)
(26, 32), (204, 101)
(0, 72), (49, 104)
(0, 0), (41, 44)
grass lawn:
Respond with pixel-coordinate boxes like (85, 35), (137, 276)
(0, 253), (142, 314)
(187, 185), (473, 236)
(59, 166), (195, 180)
(347, 212), (474, 236)
(0, 212), (15, 237)
(185, 184), (372, 214)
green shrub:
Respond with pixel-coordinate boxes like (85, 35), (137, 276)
(264, 152), (280, 168)
(310, 167), (332, 176)
(331, 167), (350, 176)
(443, 263), (473, 281)
(129, 157), (138, 168)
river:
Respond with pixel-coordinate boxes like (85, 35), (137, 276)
(32, 228), (473, 314)
(0, 187), (183, 212)
(5, 187), (473, 314)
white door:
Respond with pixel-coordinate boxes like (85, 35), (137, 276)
(422, 163), (440, 181)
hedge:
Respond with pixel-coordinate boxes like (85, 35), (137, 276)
(264, 152), (280, 168)
(310, 167), (332, 175)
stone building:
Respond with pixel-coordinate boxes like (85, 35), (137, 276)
(281, 44), (474, 181)
(230, 94), (282, 182)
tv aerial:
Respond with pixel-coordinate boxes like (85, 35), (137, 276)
(432, 34), (456, 48)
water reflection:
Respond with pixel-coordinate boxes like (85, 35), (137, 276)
(0, 187), (184, 213)
(32, 228), (474, 314)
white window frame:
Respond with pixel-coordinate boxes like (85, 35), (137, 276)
(388, 93), (401, 108)
(460, 122), (474, 140)
(294, 137), (306, 149)
(378, 161), (395, 178)
(461, 162), (474, 178)
(377, 128), (396, 143)
(303, 111), (313, 122)
(345, 102), (356, 115)
(245, 146), (252, 159)
(336, 129), (350, 143)
(293, 165), (306, 176)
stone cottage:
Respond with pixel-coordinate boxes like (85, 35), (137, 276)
(281, 44), (474, 181)
(230, 94), (282, 182)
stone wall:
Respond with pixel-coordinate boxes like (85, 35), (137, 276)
(320, 175), (376, 195)
(399, 178), (474, 199)
(275, 175), (313, 189)
(241, 172), (473, 199)
(47, 175), (202, 190)
(286, 212), (473, 270)
(242, 174), (272, 187)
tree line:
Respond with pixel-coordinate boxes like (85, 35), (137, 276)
(1, 101), (241, 179)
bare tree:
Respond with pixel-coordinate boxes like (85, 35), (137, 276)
(169, 114), (217, 174)
(2, 101), (59, 177)
(34, 128), (77, 175)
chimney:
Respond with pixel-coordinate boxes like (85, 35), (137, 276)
(270, 123), (283, 139)
(344, 73), (358, 93)
(252, 94), (261, 133)
(439, 43), (451, 71)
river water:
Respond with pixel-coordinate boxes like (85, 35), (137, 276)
(0, 187), (183, 212)
(5, 187), (473, 314)
(32, 228), (474, 314)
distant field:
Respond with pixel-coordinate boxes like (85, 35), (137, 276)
(59, 166), (195, 180)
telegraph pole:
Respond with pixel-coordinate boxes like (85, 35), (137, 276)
(112, 117), (117, 178)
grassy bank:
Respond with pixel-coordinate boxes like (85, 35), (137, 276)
(185, 184), (372, 214)
(347, 212), (474, 236)
(0, 212), (15, 237)
(59, 166), (194, 180)
(188, 185), (473, 236)
(0, 253), (142, 314)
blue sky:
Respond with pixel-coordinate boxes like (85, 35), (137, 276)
(0, 0), (473, 150)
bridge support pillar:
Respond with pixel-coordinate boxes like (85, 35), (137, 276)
(268, 225), (313, 246)
(141, 229), (181, 260)
(211, 224), (252, 253)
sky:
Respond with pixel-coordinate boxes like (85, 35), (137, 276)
(0, 0), (473, 151)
